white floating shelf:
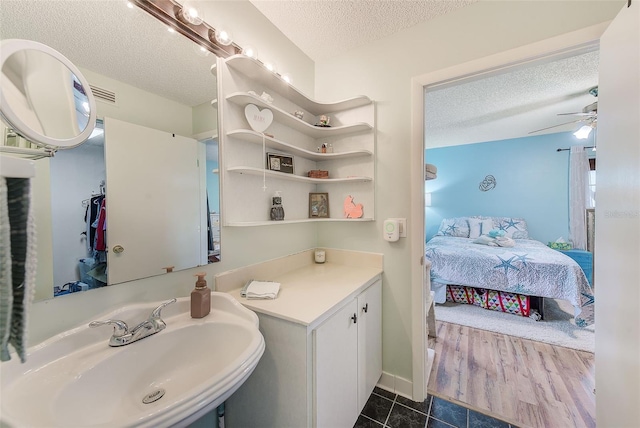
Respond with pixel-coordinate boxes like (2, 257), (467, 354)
(225, 55), (372, 115)
(226, 92), (372, 139)
(228, 166), (372, 183)
(227, 129), (372, 161)
(226, 218), (374, 227)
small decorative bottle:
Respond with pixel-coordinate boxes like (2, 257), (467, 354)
(270, 191), (285, 221)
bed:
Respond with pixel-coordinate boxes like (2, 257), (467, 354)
(425, 216), (594, 327)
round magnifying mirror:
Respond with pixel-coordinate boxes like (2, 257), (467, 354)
(0, 39), (97, 150)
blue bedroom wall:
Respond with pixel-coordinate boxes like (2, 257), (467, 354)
(425, 131), (595, 243)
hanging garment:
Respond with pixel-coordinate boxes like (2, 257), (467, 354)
(94, 198), (106, 251)
(84, 195), (103, 252)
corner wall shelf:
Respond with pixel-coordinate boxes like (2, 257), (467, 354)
(226, 218), (374, 227)
(228, 167), (372, 183)
(227, 92), (372, 138)
(218, 55), (375, 227)
(227, 129), (372, 161)
(225, 55), (372, 115)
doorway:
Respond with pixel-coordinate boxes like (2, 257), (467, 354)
(409, 23), (608, 403)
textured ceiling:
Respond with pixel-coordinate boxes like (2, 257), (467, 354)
(0, 0), (598, 147)
(0, 0), (218, 107)
(249, 0), (478, 62)
(425, 50), (600, 147)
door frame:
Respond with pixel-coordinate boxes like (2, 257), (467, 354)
(409, 22), (610, 401)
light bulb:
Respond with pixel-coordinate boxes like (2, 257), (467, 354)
(127, 1), (134, 9)
(167, 27), (176, 33)
(215, 29), (232, 46)
(573, 125), (593, 140)
(264, 61), (278, 73)
(242, 45), (258, 60)
(181, 1), (204, 25)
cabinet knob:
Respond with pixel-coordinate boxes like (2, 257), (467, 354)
(351, 313), (357, 324)
(113, 245), (125, 254)
(362, 303), (369, 313)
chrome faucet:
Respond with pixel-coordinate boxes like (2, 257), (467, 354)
(89, 298), (177, 347)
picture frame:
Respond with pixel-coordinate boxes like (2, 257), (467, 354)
(266, 152), (294, 174)
(309, 192), (330, 218)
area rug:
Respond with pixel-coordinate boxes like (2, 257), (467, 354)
(434, 299), (595, 353)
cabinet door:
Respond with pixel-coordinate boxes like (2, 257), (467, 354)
(314, 299), (359, 428)
(357, 279), (382, 411)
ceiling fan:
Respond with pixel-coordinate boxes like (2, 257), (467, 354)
(529, 86), (598, 139)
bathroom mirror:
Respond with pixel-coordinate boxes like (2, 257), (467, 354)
(0, 1), (221, 301)
(0, 39), (97, 150)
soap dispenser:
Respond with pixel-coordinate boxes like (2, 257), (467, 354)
(191, 272), (211, 318)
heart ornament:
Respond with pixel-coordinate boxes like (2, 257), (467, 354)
(244, 104), (273, 133)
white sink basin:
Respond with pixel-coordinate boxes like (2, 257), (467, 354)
(0, 293), (265, 428)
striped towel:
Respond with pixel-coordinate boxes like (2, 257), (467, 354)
(0, 177), (37, 363)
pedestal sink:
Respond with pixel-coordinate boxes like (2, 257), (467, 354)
(0, 293), (265, 428)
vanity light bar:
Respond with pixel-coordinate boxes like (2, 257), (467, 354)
(130, 0), (242, 58)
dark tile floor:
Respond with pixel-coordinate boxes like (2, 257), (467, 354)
(354, 387), (517, 428)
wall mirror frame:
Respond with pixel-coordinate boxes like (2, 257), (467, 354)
(0, 1), (222, 302)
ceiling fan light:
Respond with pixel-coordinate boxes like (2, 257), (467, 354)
(573, 125), (593, 139)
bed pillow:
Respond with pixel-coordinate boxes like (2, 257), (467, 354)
(468, 218), (494, 239)
(435, 218), (470, 238)
(495, 217), (529, 239)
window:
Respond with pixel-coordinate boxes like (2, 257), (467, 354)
(588, 158), (596, 208)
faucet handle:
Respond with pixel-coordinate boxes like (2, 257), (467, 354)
(150, 298), (177, 320)
(89, 319), (129, 337)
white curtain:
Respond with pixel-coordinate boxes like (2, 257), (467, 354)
(569, 146), (590, 250)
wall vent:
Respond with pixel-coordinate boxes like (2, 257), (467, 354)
(89, 85), (116, 104)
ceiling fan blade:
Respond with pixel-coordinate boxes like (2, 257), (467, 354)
(528, 118), (587, 134)
(557, 112), (597, 117)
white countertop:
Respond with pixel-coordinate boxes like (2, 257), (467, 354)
(227, 262), (382, 327)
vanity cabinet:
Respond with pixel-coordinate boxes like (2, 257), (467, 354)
(315, 279), (382, 427)
(225, 276), (382, 428)
(217, 55), (375, 225)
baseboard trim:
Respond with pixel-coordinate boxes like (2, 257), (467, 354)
(377, 372), (413, 400)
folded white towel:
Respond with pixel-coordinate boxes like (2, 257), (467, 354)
(241, 280), (281, 300)
(495, 236), (515, 247)
(473, 235), (515, 248)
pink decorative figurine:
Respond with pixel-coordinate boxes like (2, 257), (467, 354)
(344, 195), (364, 218)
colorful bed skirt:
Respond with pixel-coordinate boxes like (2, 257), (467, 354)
(446, 285), (531, 317)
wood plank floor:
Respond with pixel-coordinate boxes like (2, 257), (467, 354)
(427, 321), (595, 428)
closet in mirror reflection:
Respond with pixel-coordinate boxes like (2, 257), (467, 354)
(47, 118), (221, 298)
